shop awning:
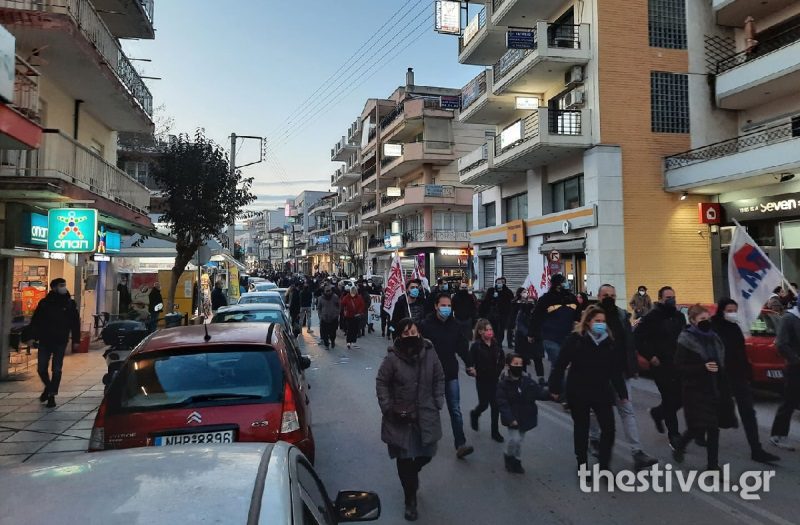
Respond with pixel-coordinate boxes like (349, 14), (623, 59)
(211, 253), (247, 271)
(539, 239), (586, 254)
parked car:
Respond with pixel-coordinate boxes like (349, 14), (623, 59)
(238, 291), (287, 309)
(212, 303), (302, 340)
(252, 281), (279, 292)
(0, 443), (380, 524)
(90, 323), (314, 461)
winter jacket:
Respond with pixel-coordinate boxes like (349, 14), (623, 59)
(376, 340), (445, 450)
(469, 339), (505, 384)
(390, 295), (426, 332)
(767, 294), (785, 314)
(317, 294), (341, 323)
(710, 315), (753, 383)
(549, 332), (628, 404)
(148, 288), (163, 314)
(30, 291), (80, 346)
(635, 303), (686, 367)
(287, 288), (301, 317)
(300, 288), (313, 308)
(419, 313), (472, 381)
(629, 293), (653, 319)
(479, 286), (514, 326)
(675, 329), (737, 430)
(530, 289), (579, 344)
(341, 294), (366, 319)
(775, 310), (800, 366)
(211, 287), (227, 310)
(603, 305), (638, 378)
(496, 371), (551, 432)
(451, 290), (477, 322)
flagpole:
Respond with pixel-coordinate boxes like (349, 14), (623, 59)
(398, 251), (412, 318)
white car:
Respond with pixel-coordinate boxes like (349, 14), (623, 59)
(0, 443), (380, 524)
(252, 281), (278, 292)
(238, 291), (287, 309)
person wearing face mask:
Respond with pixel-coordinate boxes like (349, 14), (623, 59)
(635, 285), (687, 450)
(478, 277), (515, 348)
(629, 285), (653, 321)
(514, 289), (540, 383)
(419, 294), (476, 459)
(469, 319), (506, 443)
(425, 278), (451, 316)
(452, 281), (478, 337)
(710, 299), (780, 463)
(28, 278), (81, 408)
(317, 286), (341, 349)
(341, 285), (367, 349)
(672, 304), (738, 471)
(549, 305), (628, 472)
(530, 274), (579, 370)
(376, 319), (445, 522)
(390, 279), (427, 334)
(496, 353), (552, 474)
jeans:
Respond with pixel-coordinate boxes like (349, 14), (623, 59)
(445, 379), (467, 449)
(650, 365), (682, 436)
(299, 307), (312, 329)
(771, 364), (800, 437)
(590, 378), (642, 455)
(571, 398), (615, 469)
(37, 342), (66, 396)
(730, 379), (762, 452)
(319, 319), (338, 346)
(542, 340), (561, 364)
(473, 379), (499, 435)
(506, 428), (526, 460)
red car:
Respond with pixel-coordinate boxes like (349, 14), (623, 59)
(89, 323), (315, 462)
(635, 306), (786, 386)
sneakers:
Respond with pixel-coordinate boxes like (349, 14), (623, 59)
(769, 436), (796, 451)
(649, 408), (665, 434)
(491, 432), (504, 443)
(39, 389), (48, 403)
(331, 342), (336, 349)
(751, 448), (780, 464)
(589, 439), (600, 458)
(668, 433), (682, 452)
(456, 445), (474, 459)
(46, 395), (56, 408)
(347, 343), (352, 349)
(469, 410), (479, 431)
(633, 450), (658, 470)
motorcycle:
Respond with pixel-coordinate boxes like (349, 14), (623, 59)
(101, 320), (150, 391)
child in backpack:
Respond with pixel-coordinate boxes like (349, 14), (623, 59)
(496, 353), (551, 474)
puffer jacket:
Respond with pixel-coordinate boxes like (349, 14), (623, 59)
(317, 294), (341, 323)
(376, 339), (445, 450)
(496, 371), (551, 432)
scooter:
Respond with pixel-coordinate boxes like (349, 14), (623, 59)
(101, 320), (149, 391)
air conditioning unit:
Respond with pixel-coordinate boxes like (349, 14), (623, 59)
(564, 88), (585, 109)
(565, 66), (584, 87)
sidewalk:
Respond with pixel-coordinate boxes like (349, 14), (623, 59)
(0, 344), (106, 467)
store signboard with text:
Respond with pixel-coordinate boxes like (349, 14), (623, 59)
(21, 212), (48, 246)
(47, 208), (98, 252)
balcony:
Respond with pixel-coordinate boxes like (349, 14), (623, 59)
(377, 185), (473, 218)
(404, 230), (471, 248)
(92, 0), (154, 39)
(380, 141), (456, 180)
(460, 68), (528, 125)
(332, 165), (360, 187)
(0, 57), (43, 150)
(664, 117), (800, 194)
(330, 135), (357, 162)
(492, 22), (591, 95)
(492, 0), (567, 28)
(715, 24), (800, 110)
(0, 129), (151, 212)
(458, 7), (507, 66)
(380, 98), (456, 144)
(713, 0), (796, 27)
(0, 0), (153, 132)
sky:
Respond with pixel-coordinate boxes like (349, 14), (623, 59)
(122, 0), (483, 212)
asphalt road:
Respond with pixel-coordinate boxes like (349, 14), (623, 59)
(297, 321), (800, 525)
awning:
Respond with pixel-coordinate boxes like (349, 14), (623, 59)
(539, 239), (586, 254)
(211, 253), (247, 271)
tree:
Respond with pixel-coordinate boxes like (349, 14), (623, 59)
(152, 129), (256, 311)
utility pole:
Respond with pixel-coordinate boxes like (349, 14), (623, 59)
(227, 132), (268, 254)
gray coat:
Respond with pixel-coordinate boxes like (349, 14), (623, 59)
(317, 294), (341, 323)
(376, 340), (445, 451)
(776, 310), (800, 366)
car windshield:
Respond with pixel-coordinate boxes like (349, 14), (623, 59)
(106, 347), (283, 412)
(238, 295), (283, 306)
(211, 310), (284, 324)
(254, 282), (277, 291)
(751, 312), (780, 336)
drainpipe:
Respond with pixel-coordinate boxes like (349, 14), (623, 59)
(73, 100), (83, 139)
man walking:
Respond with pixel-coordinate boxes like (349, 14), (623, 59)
(530, 274), (579, 368)
(148, 281), (163, 332)
(769, 301), (800, 451)
(479, 277), (515, 347)
(211, 280), (228, 312)
(299, 281), (314, 334)
(390, 279), (426, 334)
(29, 278), (80, 408)
(420, 294), (476, 459)
(317, 286), (340, 348)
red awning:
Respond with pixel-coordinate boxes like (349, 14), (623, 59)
(0, 104), (42, 149)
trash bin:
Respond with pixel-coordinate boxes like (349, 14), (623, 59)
(75, 331), (91, 353)
(164, 313), (183, 328)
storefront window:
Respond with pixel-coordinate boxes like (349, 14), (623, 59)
(780, 221), (800, 284)
(551, 175), (584, 213)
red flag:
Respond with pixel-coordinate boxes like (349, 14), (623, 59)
(412, 256), (430, 292)
(382, 255), (406, 317)
(522, 274), (538, 300)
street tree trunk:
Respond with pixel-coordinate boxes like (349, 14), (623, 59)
(168, 234), (199, 314)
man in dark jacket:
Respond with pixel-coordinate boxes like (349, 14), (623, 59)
(479, 277), (515, 347)
(211, 280), (228, 311)
(635, 285), (686, 448)
(29, 278), (80, 407)
(317, 286), (340, 348)
(299, 282), (314, 334)
(769, 302), (800, 451)
(419, 294), (476, 458)
(452, 281), (478, 341)
(530, 274), (578, 366)
(390, 279), (427, 334)
(148, 281), (163, 332)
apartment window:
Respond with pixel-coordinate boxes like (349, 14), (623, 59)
(124, 161), (150, 185)
(648, 0), (686, 49)
(551, 175), (584, 213)
(504, 193), (528, 222)
(651, 72), (689, 133)
(481, 202), (496, 228)
(433, 212), (469, 232)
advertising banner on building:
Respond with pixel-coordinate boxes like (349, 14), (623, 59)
(47, 208), (98, 253)
(435, 0), (461, 35)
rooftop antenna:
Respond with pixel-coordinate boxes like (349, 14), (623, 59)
(203, 323), (211, 342)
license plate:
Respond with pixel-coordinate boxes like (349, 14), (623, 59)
(766, 370), (784, 379)
(153, 430), (235, 446)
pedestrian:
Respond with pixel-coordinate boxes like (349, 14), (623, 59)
(769, 300), (800, 451)
(211, 280), (227, 312)
(376, 318), (445, 522)
(635, 285), (686, 450)
(549, 305), (628, 472)
(469, 318), (505, 442)
(590, 284), (658, 471)
(507, 287), (527, 350)
(287, 283), (301, 330)
(671, 304), (738, 471)
(299, 282), (314, 334)
(479, 277), (514, 347)
(419, 294), (476, 459)
(28, 278), (80, 408)
(359, 281), (371, 336)
(513, 289), (537, 375)
(341, 285), (366, 349)
(711, 298), (780, 463)
(452, 281), (477, 325)
(317, 286), (340, 349)
(390, 279), (426, 333)
(530, 274), (579, 371)
(767, 286), (786, 314)
(147, 281), (163, 332)
(380, 289), (391, 339)
(629, 285), (653, 320)
(117, 275), (131, 317)
(496, 353), (552, 474)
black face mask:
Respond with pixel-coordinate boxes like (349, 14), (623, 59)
(697, 319), (712, 332)
(396, 336), (423, 354)
(509, 365), (524, 378)
(600, 297), (616, 310)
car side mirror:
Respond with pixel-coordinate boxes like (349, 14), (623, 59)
(335, 491), (380, 522)
(299, 355), (312, 370)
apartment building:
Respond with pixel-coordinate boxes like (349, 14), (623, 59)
(330, 68), (492, 280)
(0, 0), (157, 377)
(441, 0), (719, 302)
(287, 190), (330, 274)
(305, 193), (344, 274)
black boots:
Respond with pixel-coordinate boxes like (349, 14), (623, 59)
(469, 410), (479, 431)
(404, 495), (418, 521)
(504, 454), (524, 474)
(39, 389), (48, 403)
(46, 395), (56, 408)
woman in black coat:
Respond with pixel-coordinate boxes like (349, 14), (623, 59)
(672, 304), (737, 470)
(513, 291), (541, 382)
(469, 318), (506, 443)
(549, 305), (628, 471)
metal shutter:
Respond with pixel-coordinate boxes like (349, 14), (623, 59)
(502, 253), (529, 290)
(482, 258), (496, 290)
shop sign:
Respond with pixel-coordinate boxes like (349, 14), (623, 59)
(47, 208), (98, 252)
(506, 219), (526, 247)
(722, 193), (800, 222)
(506, 29), (536, 50)
(698, 203), (721, 225)
(440, 95), (461, 110)
(317, 234), (330, 245)
(384, 233), (403, 250)
(97, 227), (121, 254)
(499, 121), (523, 150)
(434, 0), (461, 35)
(383, 143), (402, 158)
(440, 249), (469, 256)
(22, 212), (48, 246)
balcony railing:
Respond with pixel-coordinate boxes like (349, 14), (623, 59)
(362, 165), (376, 181)
(0, 130), (150, 211)
(665, 118), (800, 170)
(716, 23), (800, 74)
(492, 24), (581, 83)
(494, 110), (583, 154)
(458, 143), (489, 173)
(380, 102), (405, 130)
(138, 0), (154, 23)
(12, 57), (40, 122)
(405, 230), (471, 243)
(459, 8), (486, 51)
(362, 200), (377, 215)
(0, 0), (153, 116)
(381, 192), (404, 206)
(461, 70), (488, 112)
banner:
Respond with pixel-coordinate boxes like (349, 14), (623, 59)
(412, 255), (430, 292)
(522, 274), (539, 300)
(369, 294), (382, 325)
(728, 221), (785, 331)
(382, 255), (405, 317)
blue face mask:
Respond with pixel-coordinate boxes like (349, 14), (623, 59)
(409, 288), (420, 298)
(438, 306), (452, 318)
(591, 322), (607, 336)
(441, 284), (448, 291)
(495, 283), (503, 290)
